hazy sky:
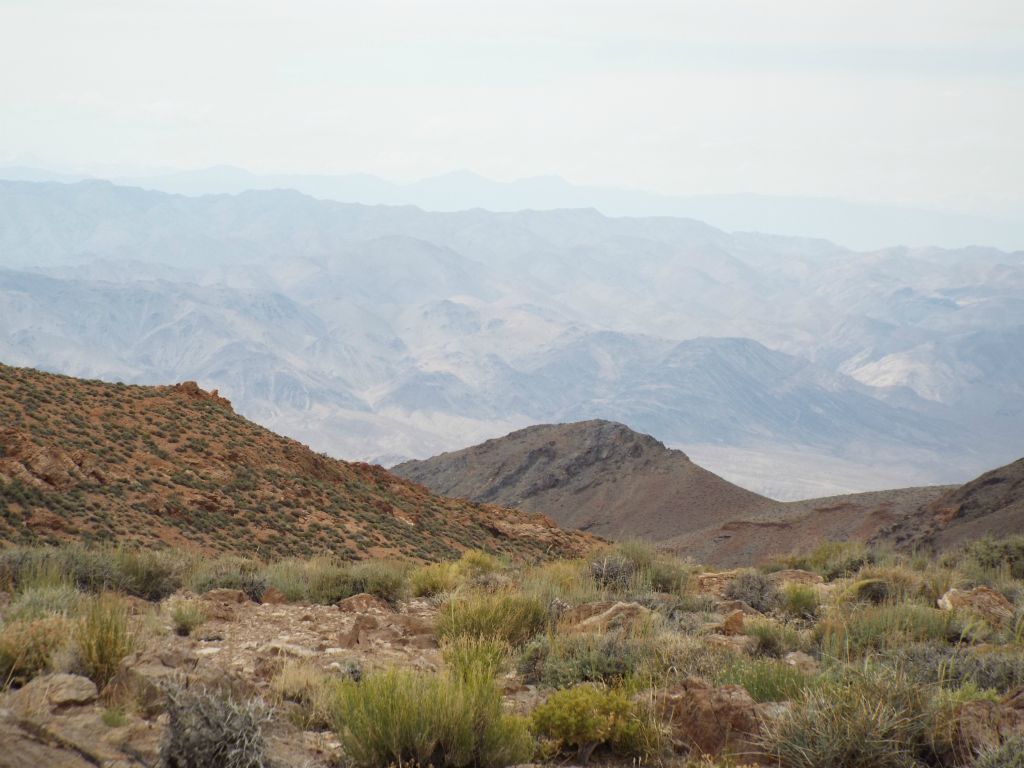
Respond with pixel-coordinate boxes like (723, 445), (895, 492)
(1, 0), (1022, 216)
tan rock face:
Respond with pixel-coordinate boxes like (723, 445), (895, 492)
(560, 601), (655, 633)
(656, 676), (766, 761)
(719, 610), (746, 636)
(7, 674), (98, 717)
(937, 586), (1014, 627)
(336, 593), (392, 614)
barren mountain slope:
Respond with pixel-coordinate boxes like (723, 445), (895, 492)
(891, 457), (1024, 550)
(664, 486), (952, 567)
(0, 364), (593, 560)
(392, 420), (769, 539)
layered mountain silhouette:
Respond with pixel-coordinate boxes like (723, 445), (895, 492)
(0, 364), (593, 560)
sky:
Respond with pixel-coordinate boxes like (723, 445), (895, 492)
(1, 0), (1022, 218)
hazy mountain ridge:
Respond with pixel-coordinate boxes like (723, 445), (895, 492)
(1, 179), (1021, 496)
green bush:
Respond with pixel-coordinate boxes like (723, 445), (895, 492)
(745, 619), (802, 658)
(188, 557), (266, 602)
(346, 560), (410, 603)
(161, 684), (271, 768)
(75, 593), (135, 688)
(819, 603), (960, 657)
(792, 541), (874, 581)
(716, 657), (813, 702)
(410, 561), (460, 597)
(530, 683), (663, 763)
(438, 592), (547, 646)
(781, 583), (819, 620)
(443, 636), (510, 680)
(726, 570), (779, 613)
(167, 597), (208, 637)
(4, 583), (83, 622)
(891, 643), (1024, 694)
(518, 631), (646, 688)
(844, 578), (892, 604)
(329, 667), (532, 768)
(113, 549), (182, 600)
(961, 536), (1024, 580)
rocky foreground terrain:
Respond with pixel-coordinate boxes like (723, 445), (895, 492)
(2, 540), (1023, 768)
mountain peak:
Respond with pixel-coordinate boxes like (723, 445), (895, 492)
(392, 420), (768, 540)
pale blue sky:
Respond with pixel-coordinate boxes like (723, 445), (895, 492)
(1, 0), (1022, 217)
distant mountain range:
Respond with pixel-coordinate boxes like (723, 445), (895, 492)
(0, 178), (1021, 498)
(3, 164), (1023, 252)
(395, 419), (1024, 567)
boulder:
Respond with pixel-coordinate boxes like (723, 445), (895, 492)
(938, 587), (1014, 628)
(260, 586), (288, 605)
(201, 588), (249, 604)
(562, 601), (655, 633)
(783, 651), (818, 675)
(337, 593), (392, 614)
(656, 676), (766, 761)
(719, 610), (745, 636)
(7, 674), (97, 716)
(696, 571), (741, 597)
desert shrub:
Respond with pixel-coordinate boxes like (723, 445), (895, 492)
(744, 619), (802, 658)
(781, 582), (819, 620)
(961, 536), (1024, 580)
(167, 597), (208, 637)
(161, 684), (271, 768)
(5, 583), (83, 622)
(346, 560), (411, 603)
(411, 561), (460, 597)
(758, 666), (933, 768)
(973, 736), (1024, 768)
(588, 542), (689, 595)
(793, 541), (874, 581)
(819, 603), (960, 657)
(329, 667), (533, 768)
(113, 548), (182, 600)
(726, 570), (779, 613)
(188, 556), (266, 602)
(271, 660), (341, 730)
(518, 631), (646, 688)
(263, 556), (355, 603)
(437, 591), (547, 646)
(892, 643), (1024, 693)
(443, 636), (510, 679)
(75, 593), (135, 688)
(530, 683), (663, 763)
(521, 560), (598, 607)
(716, 657), (814, 702)
(0, 545), (118, 593)
(843, 578), (893, 604)
(0, 616), (68, 686)
(456, 549), (502, 579)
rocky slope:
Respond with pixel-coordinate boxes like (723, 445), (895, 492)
(392, 420), (769, 540)
(890, 457), (1024, 550)
(667, 456), (1024, 566)
(0, 364), (593, 561)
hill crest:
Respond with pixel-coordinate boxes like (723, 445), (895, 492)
(392, 419), (769, 540)
(0, 364), (594, 560)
